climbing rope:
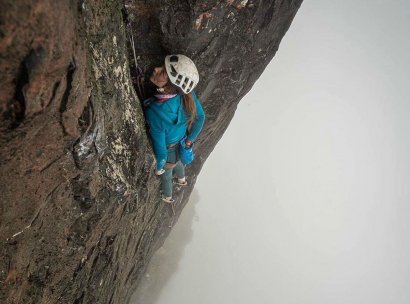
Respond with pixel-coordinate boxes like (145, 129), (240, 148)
(128, 25), (138, 70)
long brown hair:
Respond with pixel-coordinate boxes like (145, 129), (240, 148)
(182, 93), (196, 128)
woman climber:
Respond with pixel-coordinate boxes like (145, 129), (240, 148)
(135, 54), (205, 203)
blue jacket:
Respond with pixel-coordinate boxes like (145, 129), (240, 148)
(144, 91), (205, 170)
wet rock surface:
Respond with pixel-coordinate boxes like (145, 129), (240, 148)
(0, 0), (302, 303)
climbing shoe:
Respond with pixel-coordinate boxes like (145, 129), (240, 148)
(161, 196), (175, 204)
(175, 177), (188, 186)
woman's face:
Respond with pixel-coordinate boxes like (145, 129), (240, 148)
(150, 66), (168, 88)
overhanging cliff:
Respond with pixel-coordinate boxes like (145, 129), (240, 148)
(0, 1), (303, 303)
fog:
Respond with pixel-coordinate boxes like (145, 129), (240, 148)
(131, 1), (410, 303)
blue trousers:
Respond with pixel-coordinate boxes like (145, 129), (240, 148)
(160, 148), (185, 197)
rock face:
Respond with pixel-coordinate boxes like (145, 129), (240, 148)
(0, 0), (302, 303)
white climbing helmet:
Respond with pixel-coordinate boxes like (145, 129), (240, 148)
(164, 54), (199, 94)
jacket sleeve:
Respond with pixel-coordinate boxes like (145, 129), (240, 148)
(146, 111), (167, 170)
(187, 91), (206, 142)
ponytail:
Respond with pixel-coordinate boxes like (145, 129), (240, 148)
(183, 93), (196, 129)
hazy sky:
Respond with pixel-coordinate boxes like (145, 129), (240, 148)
(131, 1), (410, 303)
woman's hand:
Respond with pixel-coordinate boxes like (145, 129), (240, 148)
(185, 139), (193, 148)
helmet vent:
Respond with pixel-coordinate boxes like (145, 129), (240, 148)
(175, 74), (183, 85)
(170, 65), (178, 77)
(182, 77), (189, 89)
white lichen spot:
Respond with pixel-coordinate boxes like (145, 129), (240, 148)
(76, 134), (95, 157)
(124, 108), (133, 121)
(112, 138), (125, 155)
(93, 61), (102, 79)
(114, 65), (122, 78)
(123, 61), (130, 86)
(92, 48), (100, 59)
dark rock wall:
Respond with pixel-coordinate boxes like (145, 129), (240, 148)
(0, 0), (302, 303)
